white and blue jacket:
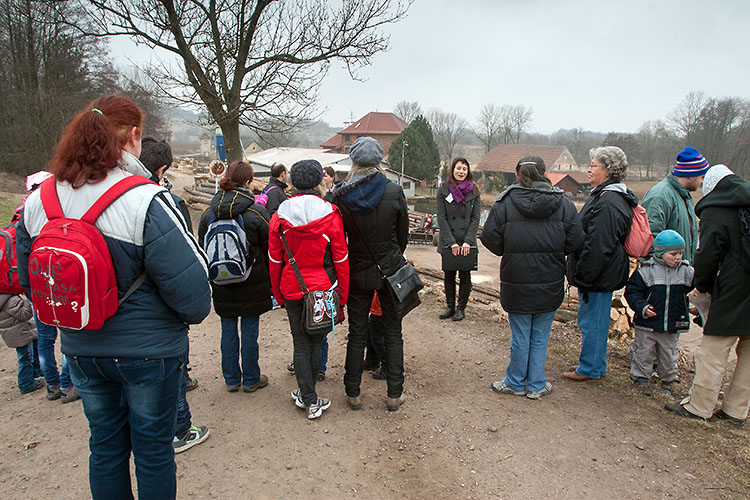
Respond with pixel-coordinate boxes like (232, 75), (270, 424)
(16, 153), (211, 358)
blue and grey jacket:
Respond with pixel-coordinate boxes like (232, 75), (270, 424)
(16, 152), (211, 358)
(624, 257), (694, 334)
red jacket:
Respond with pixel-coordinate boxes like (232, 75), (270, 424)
(269, 194), (349, 305)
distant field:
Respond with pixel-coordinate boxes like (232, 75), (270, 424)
(0, 191), (24, 224)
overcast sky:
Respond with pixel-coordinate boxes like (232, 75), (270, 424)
(112, 0), (750, 135)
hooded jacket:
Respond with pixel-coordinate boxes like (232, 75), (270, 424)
(332, 172), (409, 291)
(481, 182), (584, 313)
(16, 152), (211, 358)
(641, 174), (698, 262)
(0, 293), (36, 348)
(693, 174), (750, 337)
(268, 192), (349, 305)
(624, 257), (694, 333)
(198, 187), (273, 318)
(566, 180), (638, 292)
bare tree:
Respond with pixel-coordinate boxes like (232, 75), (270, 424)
(427, 108), (467, 164)
(473, 103), (503, 153)
(72, 0), (412, 161)
(667, 91), (707, 144)
(393, 100), (422, 124)
(509, 105), (533, 143)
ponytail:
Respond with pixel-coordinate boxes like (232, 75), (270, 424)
(219, 161), (254, 191)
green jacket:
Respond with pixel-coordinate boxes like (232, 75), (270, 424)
(641, 174), (698, 263)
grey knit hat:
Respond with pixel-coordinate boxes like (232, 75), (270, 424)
(289, 159), (324, 190)
(349, 137), (384, 166)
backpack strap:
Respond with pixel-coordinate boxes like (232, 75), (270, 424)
(81, 175), (155, 224)
(39, 178), (64, 221)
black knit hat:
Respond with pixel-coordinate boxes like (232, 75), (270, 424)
(289, 159), (324, 190)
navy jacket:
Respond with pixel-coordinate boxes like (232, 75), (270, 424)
(16, 153), (211, 359)
(624, 258), (694, 334)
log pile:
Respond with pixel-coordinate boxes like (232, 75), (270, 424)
(183, 177), (268, 211)
(557, 290), (634, 341)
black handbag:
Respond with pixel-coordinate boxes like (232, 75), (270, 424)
(279, 231), (343, 335)
(346, 209), (423, 319)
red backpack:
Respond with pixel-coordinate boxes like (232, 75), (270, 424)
(0, 224), (25, 294)
(624, 204), (654, 258)
(28, 176), (153, 330)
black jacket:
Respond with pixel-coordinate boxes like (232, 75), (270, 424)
(198, 188), (273, 318)
(624, 258), (694, 333)
(436, 184), (481, 251)
(263, 177), (289, 216)
(481, 182), (584, 313)
(694, 174), (750, 337)
(332, 172), (409, 291)
(567, 180), (637, 292)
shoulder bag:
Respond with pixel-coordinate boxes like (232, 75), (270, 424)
(279, 230), (343, 335)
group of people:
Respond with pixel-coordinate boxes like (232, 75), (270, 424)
(2, 93), (749, 500)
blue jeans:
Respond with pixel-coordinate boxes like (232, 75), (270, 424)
(577, 291), (613, 379)
(68, 355), (183, 500)
(34, 312), (71, 388)
(220, 316), (261, 387)
(175, 363), (191, 436)
(16, 342), (37, 393)
(504, 311), (556, 392)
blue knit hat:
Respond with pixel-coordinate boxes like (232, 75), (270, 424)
(673, 147), (709, 177)
(653, 230), (685, 257)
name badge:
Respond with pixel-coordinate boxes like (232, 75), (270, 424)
(445, 193), (454, 203)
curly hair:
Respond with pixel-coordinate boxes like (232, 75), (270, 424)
(590, 146), (628, 182)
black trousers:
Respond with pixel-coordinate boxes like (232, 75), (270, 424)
(285, 299), (324, 406)
(444, 270), (472, 309)
(344, 287), (404, 398)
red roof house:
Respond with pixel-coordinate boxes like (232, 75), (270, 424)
(476, 144), (580, 185)
(321, 112), (408, 157)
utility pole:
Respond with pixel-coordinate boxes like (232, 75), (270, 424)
(400, 141), (409, 188)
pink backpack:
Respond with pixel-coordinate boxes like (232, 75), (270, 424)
(624, 205), (654, 258)
(28, 176), (153, 330)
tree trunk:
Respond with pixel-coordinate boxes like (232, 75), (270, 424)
(218, 118), (243, 162)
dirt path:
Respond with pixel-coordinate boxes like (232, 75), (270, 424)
(0, 203), (747, 499)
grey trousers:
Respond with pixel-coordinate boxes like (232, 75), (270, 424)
(629, 326), (679, 383)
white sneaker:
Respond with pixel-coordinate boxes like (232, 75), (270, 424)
(290, 389), (305, 409)
(526, 382), (552, 400)
(491, 380), (525, 396)
(307, 398), (331, 419)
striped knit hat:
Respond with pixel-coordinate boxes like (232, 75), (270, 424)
(653, 230), (685, 257)
(673, 147), (709, 177)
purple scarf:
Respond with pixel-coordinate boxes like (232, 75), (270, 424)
(448, 180), (474, 208)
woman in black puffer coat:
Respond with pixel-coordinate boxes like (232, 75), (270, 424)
(481, 155), (583, 399)
(198, 161), (273, 393)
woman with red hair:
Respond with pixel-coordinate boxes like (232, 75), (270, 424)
(16, 95), (211, 500)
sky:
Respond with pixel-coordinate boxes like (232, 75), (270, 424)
(111, 0), (750, 135)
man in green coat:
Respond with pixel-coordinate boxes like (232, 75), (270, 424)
(641, 147), (709, 263)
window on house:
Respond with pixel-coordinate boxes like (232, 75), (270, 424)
(402, 181), (411, 190)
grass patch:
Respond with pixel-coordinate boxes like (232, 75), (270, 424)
(0, 192), (24, 224)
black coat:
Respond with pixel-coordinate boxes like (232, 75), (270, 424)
(263, 177), (289, 216)
(566, 180), (637, 292)
(198, 188), (273, 318)
(436, 184), (481, 252)
(332, 172), (409, 291)
(694, 174), (750, 337)
(481, 183), (584, 313)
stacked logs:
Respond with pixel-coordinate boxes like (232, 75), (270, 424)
(556, 290), (634, 341)
(183, 177), (268, 211)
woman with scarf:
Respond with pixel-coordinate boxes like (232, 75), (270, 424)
(436, 158), (481, 321)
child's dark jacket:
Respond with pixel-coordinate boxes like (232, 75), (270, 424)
(624, 258), (694, 334)
(0, 293), (36, 348)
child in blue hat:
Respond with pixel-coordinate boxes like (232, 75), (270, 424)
(624, 230), (694, 395)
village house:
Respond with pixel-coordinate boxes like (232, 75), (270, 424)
(321, 112), (408, 158)
(475, 144), (580, 185)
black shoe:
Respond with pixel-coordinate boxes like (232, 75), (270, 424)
(185, 375), (199, 392)
(665, 401), (709, 421)
(635, 381), (652, 396)
(452, 308), (465, 321)
(287, 361), (294, 374)
(372, 367), (386, 380)
(439, 307), (455, 320)
(712, 409), (744, 428)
